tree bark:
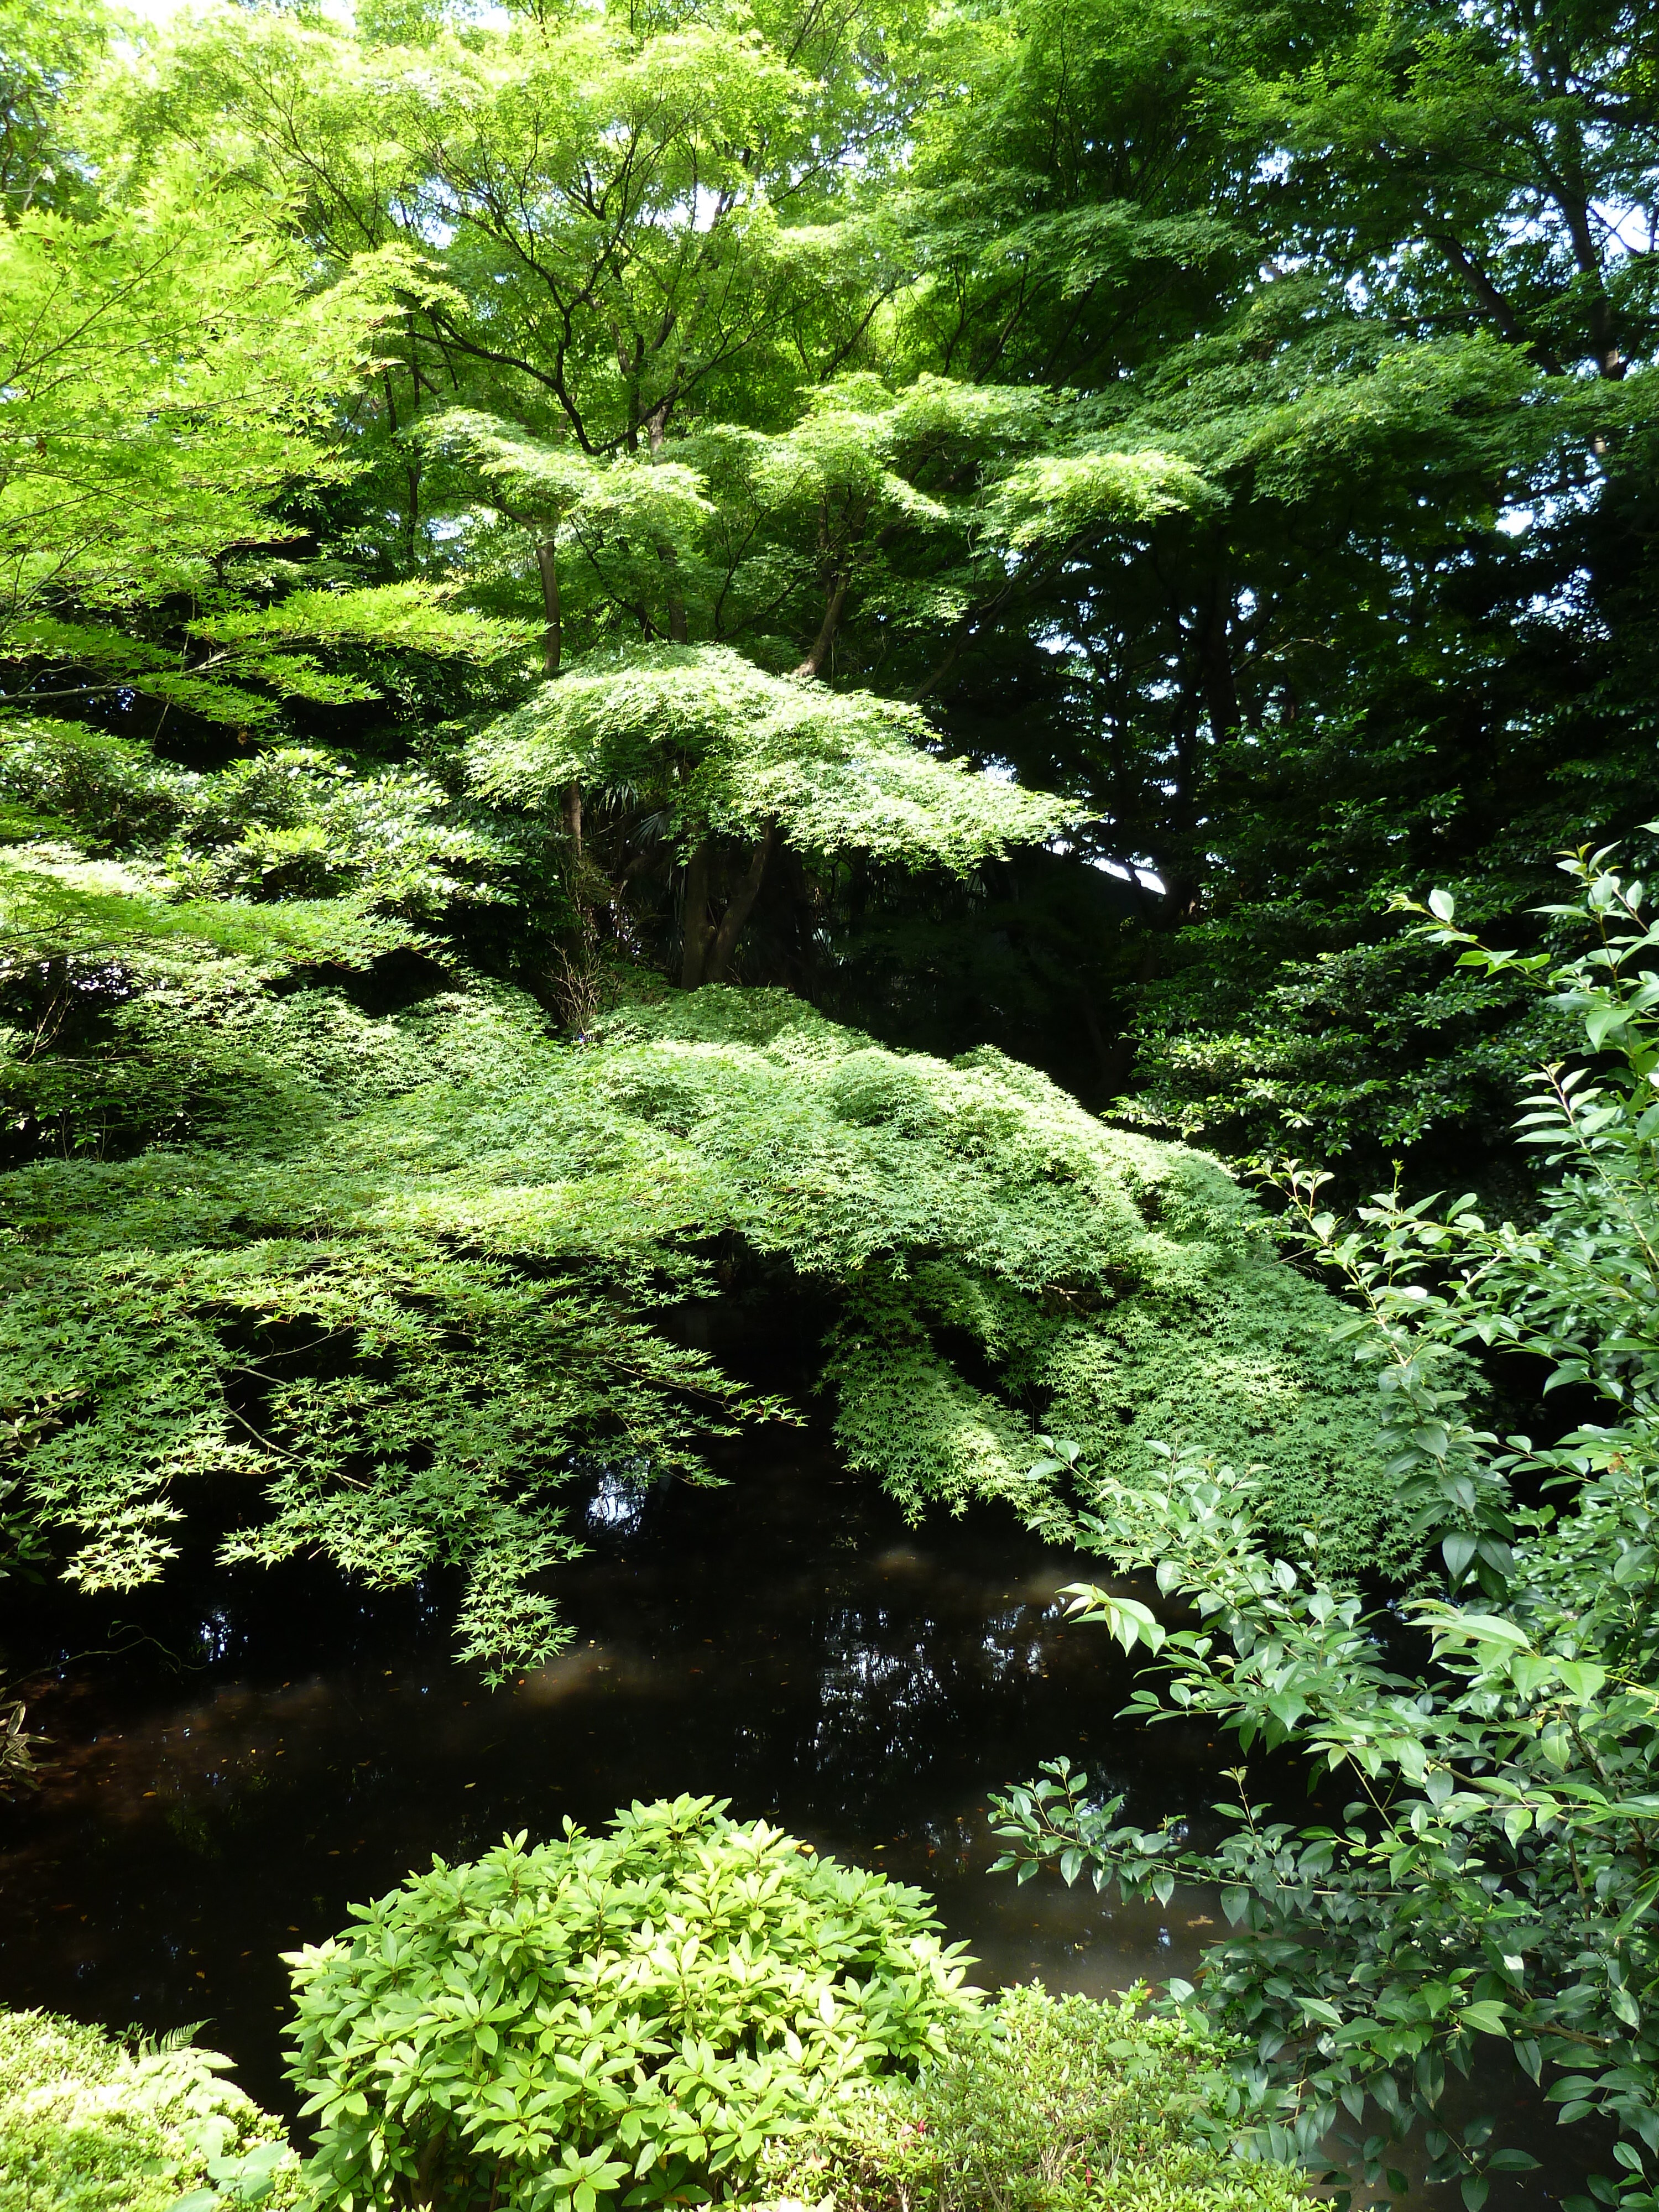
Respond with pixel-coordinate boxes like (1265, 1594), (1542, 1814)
(656, 540), (688, 643)
(1100, 932), (1161, 1094)
(680, 838), (714, 988)
(644, 404), (689, 641)
(794, 575), (848, 678)
(535, 538), (562, 676)
(1078, 989), (1115, 1093)
(534, 539), (581, 866)
(705, 819), (778, 983)
(1194, 567), (1239, 745)
(1431, 228), (1566, 377)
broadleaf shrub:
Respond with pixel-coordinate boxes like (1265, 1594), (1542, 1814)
(989, 844), (1659, 2207)
(761, 1983), (1312, 2212)
(283, 1796), (978, 2212)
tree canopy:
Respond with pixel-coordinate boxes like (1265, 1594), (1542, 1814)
(54, 0), (1644, 1155)
(1, 0), (1653, 1625)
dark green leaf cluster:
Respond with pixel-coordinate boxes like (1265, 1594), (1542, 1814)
(989, 848), (1659, 2211)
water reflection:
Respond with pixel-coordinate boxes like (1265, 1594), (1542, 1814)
(582, 1461), (654, 1535)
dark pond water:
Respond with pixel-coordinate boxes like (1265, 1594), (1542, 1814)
(0, 1421), (1578, 2210)
(1, 1427), (1226, 2120)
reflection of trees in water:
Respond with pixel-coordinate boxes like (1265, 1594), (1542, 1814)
(197, 1608), (236, 1663)
(728, 1595), (1063, 1817)
(812, 1605), (949, 1786)
(711, 1580), (1158, 1843)
(586, 1470), (650, 1534)
(577, 1454), (657, 1535)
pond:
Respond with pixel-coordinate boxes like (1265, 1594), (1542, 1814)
(1, 1422), (1223, 2120)
(0, 1420), (1573, 2211)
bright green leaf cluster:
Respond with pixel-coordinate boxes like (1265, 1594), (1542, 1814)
(284, 1797), (977, 2212)
(469, 645), (1074, 869)
(0, 2011), (296, 2212)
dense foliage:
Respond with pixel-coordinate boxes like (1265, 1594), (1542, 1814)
(0, 2011), (295, 2212)
(991, 853), (1659, 2208)
(0, 914), (1401, 1675)
(4, 0), (1650, 1150)
(283, 1796), (975, 2212)
(764, 1983), (1312, 2212)
(5, 0), (1659, 2200)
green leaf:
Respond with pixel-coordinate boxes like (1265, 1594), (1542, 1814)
(1442, 1532), (1478, 1582)
(1428, 1613), (1535, 1654)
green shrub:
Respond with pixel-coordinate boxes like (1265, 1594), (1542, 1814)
(283, 1795), (978, 2212)
(0, 2009), (294, 2212)
(761, 1984), (1311, 2212)
(988, 849), (1659, 2206)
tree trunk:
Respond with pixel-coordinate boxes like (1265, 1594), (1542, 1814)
(1078, 989), (1115, 1093)
(657, 540), (688, 643)
(1195, 567), (1239, 745)
(534, 539), (581, 868)
(535, 539), (562, 676)
(705, 819), (778, 983)
(643, 405), (688, 641)
(680, 838), (714, 988)
(1100, 932), (1161, 1094)
(794, 576), (848, 678)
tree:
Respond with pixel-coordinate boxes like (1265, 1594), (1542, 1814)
(0, 174), (533, 722)
(1, 181), (361, 640)
(469, 645), (1074, 985)
(769, 0), (1657, 1148)
(96, 0), (922, 473)
(91, 0), (1659, 1128)
(0, 0), (108, 217)
(6, 0), (1658, 1706)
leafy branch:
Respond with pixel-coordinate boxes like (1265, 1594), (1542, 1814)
(992, 843), (1659, 2212)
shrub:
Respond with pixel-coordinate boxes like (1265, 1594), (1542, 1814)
(0, 2008), (294, 2212)
(989, 847), (1659, 2208)
(283, 1796), (978, 2212)
(760, 1984), (1312, 2212)
(0, 719), (192, 853)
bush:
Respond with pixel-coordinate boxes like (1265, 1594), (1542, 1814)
(0, 2008), (294, 2212)
(283, 1796), (978, 2212)
(989, 847), (1659, 2209)
(761, 1984), (1312, 2212)
(0, 719), (192, 853)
